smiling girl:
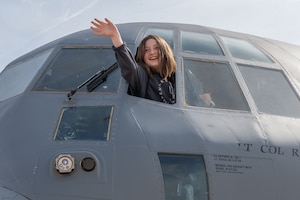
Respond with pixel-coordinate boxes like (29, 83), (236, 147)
(91, 18), (176, 104)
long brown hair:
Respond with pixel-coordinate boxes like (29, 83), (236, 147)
(135, 35), (176, 80)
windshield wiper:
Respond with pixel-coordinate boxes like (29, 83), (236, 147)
(67, 62), (117, 100)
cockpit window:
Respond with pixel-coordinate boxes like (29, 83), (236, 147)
(184, 59), (250, 111)
(181, 31), (224, 55)
(239, 65), (300, 118)
(0, 49), (52, 102)
(33, 47), (120, 92)
(221, 37), (273, 63)
(159, 154), (209, 200)
(54, 106), (113, 141)
(145, 28), (174, 49)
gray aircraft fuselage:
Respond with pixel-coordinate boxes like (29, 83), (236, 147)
(1, 22), (300, 200)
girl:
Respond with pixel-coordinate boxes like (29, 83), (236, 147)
(91, 18), (176, 104)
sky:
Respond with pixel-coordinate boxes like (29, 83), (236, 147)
(1, 0), (300, 73)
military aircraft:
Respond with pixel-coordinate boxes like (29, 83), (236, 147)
(1, 21), (300, 200)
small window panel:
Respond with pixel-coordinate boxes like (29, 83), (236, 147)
(184, 59), (250, 111)
(239, 65), (300, 118)
(181, 31), (224, 56)
(221, 37), (273, 63)
(33, 47), (120, 92)
(54, 106), (113, 141)
(0, 49), (52, 102)
(159, 154), (209, 200)
(145, 28), (174, 49)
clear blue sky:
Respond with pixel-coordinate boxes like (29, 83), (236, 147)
(1, 0), (300, 72)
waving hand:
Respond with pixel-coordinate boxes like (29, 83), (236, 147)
(91, 18), (123, 47)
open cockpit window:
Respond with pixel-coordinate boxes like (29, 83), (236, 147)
(184, 59), (250, 111)
(221, 37), (273, 63)
(33, 47), (120, 93)
(181, 31), (224, 56)
(239, 65), (300, 118)
(159, 154), (209, 200)
(145, 28), (174, 49)
(54, 106), (113, 141)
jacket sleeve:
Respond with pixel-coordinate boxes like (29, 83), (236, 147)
(113, 43), (148, 98)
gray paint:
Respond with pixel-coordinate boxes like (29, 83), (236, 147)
(1, 22), (300, 200)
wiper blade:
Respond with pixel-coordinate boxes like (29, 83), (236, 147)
(87, 62), (118, 92)
(67, 62), (117, 100)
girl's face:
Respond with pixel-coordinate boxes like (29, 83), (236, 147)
(143, 38), (161, 71)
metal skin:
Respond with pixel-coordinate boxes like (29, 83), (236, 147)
(1, 22), (300, 200)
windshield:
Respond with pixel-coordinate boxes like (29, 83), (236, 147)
(0, 49), (52, 102)
(33, 47), (120, 93)
(239, 65), (300, 118)
(184, 59), (250, 111)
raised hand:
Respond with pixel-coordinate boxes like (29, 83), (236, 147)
(90, 18), (123, 47)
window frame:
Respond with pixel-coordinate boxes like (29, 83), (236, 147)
(53, 105), (114, 141)
(238, 64), (300, 118)
(32, 46), (120, 93)
(183, 58), (250, 111)
(158, 153), (209, 200)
